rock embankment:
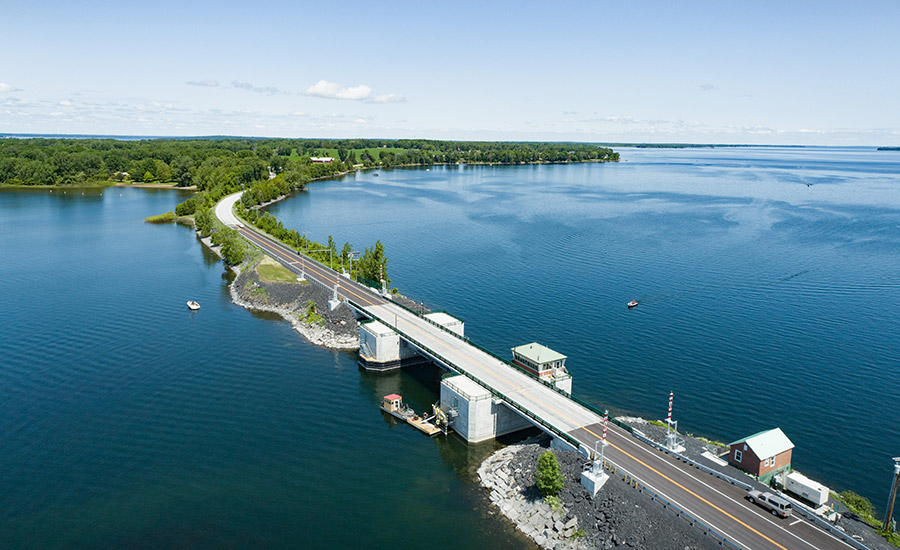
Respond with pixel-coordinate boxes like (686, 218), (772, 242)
(230, 264), (360, 349)
(479, 442), (723, 550)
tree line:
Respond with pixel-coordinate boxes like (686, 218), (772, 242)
(0, 137), (618, 187)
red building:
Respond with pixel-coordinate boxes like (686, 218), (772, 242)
(728, 428), (794, 483)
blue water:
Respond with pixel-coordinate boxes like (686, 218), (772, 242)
(0, 187), (526, 549)
(269, 146), (900, 515)
(1, 146), (899, 548)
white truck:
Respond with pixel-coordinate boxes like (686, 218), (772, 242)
(747, 489), (793, 518)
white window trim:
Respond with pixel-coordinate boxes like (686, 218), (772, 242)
(734, 449), (742, 462)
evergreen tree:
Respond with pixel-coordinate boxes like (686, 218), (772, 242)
(535, 451), (564, 497)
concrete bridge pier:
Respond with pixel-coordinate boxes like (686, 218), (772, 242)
(439, 374), (533, 443)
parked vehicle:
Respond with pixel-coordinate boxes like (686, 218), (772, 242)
(747, 489), (793, 517)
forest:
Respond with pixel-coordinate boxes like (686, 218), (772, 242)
(0, 137), (618, 187)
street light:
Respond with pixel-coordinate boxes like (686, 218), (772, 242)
(345, 250), (360, 280)
(884, 457), (900, 532)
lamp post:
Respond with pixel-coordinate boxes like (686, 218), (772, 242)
(884, 457), (900, 532)
(345, 251), (360, 280)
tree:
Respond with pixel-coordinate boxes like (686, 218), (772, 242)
(535, 451), (564, 497)
(171, 156), (194, 187)
(218, 228), (245, 265)
(193, 206), (213, 236)
(357, 240), (388, 284)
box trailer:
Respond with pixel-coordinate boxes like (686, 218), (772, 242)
(785, 471), (829, 506)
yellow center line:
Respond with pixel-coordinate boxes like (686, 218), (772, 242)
(242, 224), (787, 550)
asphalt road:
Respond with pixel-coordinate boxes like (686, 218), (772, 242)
(215, 193), (851, 550)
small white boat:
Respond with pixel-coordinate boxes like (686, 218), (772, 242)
(187, 301), (201, 311)
(627, 300), (638, 309)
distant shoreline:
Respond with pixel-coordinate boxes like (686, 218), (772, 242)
(0, 182), (195, 190)
(2, 133), (891, 149)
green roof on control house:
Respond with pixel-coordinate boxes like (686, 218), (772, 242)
(511, 342), (567, 365)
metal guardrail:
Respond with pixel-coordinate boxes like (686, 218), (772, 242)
(630, 429), (753, 491)
(778, 494), (872, 550)
(604, 459), (742, 549)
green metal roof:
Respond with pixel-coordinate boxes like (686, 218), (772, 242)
(510, 342), (567, 365)
(729, 428), (794, 458)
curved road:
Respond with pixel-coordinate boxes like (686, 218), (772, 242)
(215, 192), (852, 550)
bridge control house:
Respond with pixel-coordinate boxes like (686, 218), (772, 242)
(510, 342), (572, 393)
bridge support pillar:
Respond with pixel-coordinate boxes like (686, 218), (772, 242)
(358, 320), (421, 371)
(440, 374), (532, 442)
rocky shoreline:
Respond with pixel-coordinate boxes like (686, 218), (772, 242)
(231, 260), (361, 350)
(479, 441), (723, 550)
(198, 230), (361, 349)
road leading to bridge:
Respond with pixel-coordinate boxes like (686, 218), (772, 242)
(214, 192), (851, 550)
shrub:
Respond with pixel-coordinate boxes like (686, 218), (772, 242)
(535, 451), (564, 497)
(144, 211), (175, 223)
(839, 490), (875, 519)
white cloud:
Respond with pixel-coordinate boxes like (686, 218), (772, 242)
(699, 83), (719, 92)
(368, 93), (406, 104)
(59, 100), (73, 106)
(305, 80), (372, 100)
(288, 111), (309, 117)
(0, 82), (22, 93)
(232, 81), (280, 95)
(187, 79), (220, 87)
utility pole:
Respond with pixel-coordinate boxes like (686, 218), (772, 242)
(884, 457), (900, 532)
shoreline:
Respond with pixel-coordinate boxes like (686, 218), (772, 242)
(0, 182), (195, 190)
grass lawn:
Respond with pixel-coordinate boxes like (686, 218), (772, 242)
(256, 256), (304, 283)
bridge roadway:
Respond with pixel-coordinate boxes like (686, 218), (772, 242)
(216, 193), (849, 550)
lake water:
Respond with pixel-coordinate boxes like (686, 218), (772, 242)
(1, 146), (898, 547)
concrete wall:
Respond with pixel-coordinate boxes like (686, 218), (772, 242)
(440, 375), (533, 443)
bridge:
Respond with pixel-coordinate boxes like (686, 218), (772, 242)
(216, 192), (853, 550)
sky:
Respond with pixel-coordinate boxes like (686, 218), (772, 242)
(1, 0), (898, 145)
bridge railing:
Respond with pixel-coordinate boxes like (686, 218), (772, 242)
(352, 300), (583, 450)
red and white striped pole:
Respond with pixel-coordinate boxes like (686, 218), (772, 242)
(667, 391), (674, 424)
(599, 409), (609, 463)
(602, 410), (608, 443)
